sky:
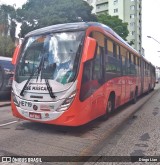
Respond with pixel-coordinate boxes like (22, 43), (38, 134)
(142, 0), (160, 67)
(0, 0), (26, 8)
(0, 0), (160, 66)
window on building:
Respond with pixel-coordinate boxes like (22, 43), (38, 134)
(130, 14), (135, 19)
(132, 31), (135, 35)
(130, 31), (135, 36)
(130, 5), (135, 10)
(114, 0), (118, 5)
(87, 0), (93, 3)
(114, 8), (118, 13)
(130, 22), (135, 27)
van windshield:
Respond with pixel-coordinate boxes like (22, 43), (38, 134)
(15, 31), (84, 84)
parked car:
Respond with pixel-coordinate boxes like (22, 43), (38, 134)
(0, 56), (14, 96)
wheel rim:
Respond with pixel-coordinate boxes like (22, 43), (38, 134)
(107, 100), (112, 113)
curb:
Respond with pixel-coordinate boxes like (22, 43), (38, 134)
(0, 102), (11, 107)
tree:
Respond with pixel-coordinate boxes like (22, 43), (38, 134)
(0, 35), (15, 57)
(0, 5), (16, 57)
(17, 0), (97, 37)
(97, 13), (129, 41)
(0, 4), (17, 42)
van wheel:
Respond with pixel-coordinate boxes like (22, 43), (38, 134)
(0, 66), (4, 90)
(101, 96), (115, 120)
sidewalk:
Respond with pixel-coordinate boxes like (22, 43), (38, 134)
(83, 84), (160, 165)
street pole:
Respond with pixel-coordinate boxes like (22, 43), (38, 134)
(147, 36), (160, 45)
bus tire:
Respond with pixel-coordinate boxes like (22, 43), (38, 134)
(101, 95), (115, 120)
(132, 89), (138, 104)
(147, 84), (151, 94)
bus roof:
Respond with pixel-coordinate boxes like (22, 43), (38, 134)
(25, 22), (153, 66)
(25, 22), (138, 53)
(25, 22), (89, 37)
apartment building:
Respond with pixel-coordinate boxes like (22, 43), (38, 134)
(86, 0), (142, 54)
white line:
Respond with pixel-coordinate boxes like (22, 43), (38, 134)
(0, 121), (18, 127)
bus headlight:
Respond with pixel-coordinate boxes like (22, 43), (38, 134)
(56, 91), (76, 112)
(11, 91), (20, 107)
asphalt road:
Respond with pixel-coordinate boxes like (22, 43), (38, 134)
(0, 84), (159, 165)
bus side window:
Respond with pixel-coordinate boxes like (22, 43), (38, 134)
(120, 46), (127, 75)
(82, 62), (91, 84)
(92, 46), (103, 84)
(80, 61), (93, 101)
(91, 32), (104, 84)
(80, 31), (104, 101)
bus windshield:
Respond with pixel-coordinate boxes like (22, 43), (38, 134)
(15, 31), (84, 84)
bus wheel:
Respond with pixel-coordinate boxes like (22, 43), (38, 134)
(132, 89), (137, 104)
(147, 85), (151, 94)
(101, 96), (115, 120)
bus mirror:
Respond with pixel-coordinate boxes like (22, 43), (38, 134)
(82, 37), (96, 63)
(12, 45), (20, 65)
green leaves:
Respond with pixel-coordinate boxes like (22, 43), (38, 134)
(0, 35), (15, 57)
(17, 0), (97, 37)
(97, 13), (129, 41)
(0, 4), (16, 57)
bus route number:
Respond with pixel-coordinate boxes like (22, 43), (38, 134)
(20, 101), (32, 107)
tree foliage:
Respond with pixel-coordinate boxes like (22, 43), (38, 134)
(0, 5), (16, 57)
(97, 13), (129, 41)
(0, 35), (15, 57)
(0, 4), (16, 41)
(17, 0), (97, 37)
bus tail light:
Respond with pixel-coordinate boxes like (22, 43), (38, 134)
(56, 91), (76, 112)
(11, 91), (20, 107)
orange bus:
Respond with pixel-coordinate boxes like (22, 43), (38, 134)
(11, 22), (156, 126)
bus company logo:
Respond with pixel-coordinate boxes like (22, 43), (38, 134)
(45, 113), (49, 118)
(33, 105), (38, 111)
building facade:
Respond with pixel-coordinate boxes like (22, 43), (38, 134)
(86, 0), (142, 54)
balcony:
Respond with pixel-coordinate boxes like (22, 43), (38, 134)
(96, 3), (108, 13)
(96, 0), (108, 5)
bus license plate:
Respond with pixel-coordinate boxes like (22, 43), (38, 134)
(29, 112), (41, 119)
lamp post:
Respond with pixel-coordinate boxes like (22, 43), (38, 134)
(147, 36), (160, 45)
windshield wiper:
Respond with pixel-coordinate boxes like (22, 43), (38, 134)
(20, 54), (56, 98)
(20, 55), (45, 96)
(20, 67), (38, 96)
(45, 78), (56, 98)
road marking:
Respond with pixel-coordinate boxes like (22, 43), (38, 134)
(0, 121), (18, 127)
